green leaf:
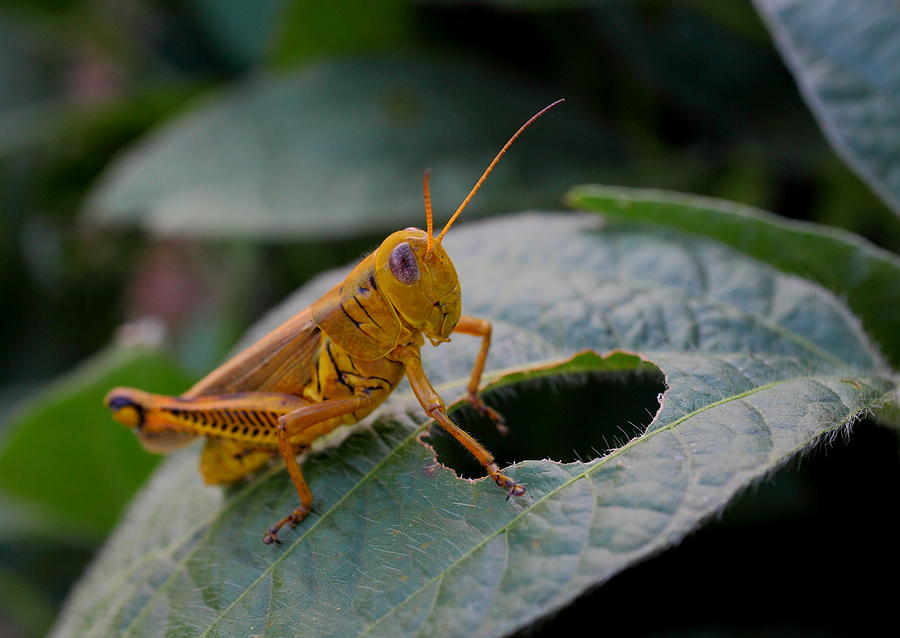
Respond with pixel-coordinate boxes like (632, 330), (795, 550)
(82, 57), (613, 239)
(270, 0), (413, 68)
(566, 184), (900, 369)
(0, 347), (193, 540)
(52, 213), (895, 637)
(752, 0), (900, 213)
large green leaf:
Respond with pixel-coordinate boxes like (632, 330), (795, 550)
(51, 214), (896, 637)
(0, 347), (192, 540)
(752, 0), (900, 214)
(269, 0), (413, 68)
(567, 185), (900, 368)
(82, 57), (613, 240)
(188, 0), (411, 69)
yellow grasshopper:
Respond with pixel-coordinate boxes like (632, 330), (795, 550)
(105, 100), (564, 544)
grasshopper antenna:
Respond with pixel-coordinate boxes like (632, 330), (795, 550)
(437, 98), (565, 242)
(423, 168), (434, 255)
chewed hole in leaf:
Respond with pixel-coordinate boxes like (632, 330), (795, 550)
(424, 356), (666, 479)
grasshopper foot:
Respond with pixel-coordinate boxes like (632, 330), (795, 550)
(262, 505), (311, 545)
(503, 478), (526, 500)
(467, 392), (509, 436)
(488, 464), (525, 500)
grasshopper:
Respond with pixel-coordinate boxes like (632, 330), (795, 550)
(105, 99), (564, 544)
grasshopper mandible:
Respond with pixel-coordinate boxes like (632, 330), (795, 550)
(105, 99), (564, 544)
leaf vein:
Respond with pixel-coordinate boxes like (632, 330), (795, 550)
(350, 378), (787, 633)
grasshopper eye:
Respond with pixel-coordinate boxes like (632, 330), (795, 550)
(389, 242), (419, 285)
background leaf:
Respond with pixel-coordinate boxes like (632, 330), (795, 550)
(0, 14), (71, 157)
(269, 0), (413, 68)
(0, 347), (192, 540)
(186, 0), (290, 68)
(50, 213), (896, 637)
(567, 185), (900, 369)
(82, 57), (614, 240)
(752, 0), (900, 213)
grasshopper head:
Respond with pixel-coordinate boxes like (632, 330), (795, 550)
(373, 228), (461, 344)
(375, 100), (565, 345)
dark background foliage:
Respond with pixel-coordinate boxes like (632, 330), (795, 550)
(1, 1), (897, 636)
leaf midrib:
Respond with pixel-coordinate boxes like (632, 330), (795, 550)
(358, 375), (890, 637)
(103, 353), (583, 638)
(115, 342), (868, 636)
(197, 372), (861, 637)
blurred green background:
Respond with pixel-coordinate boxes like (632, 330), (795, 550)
(1, 1), (898, 636)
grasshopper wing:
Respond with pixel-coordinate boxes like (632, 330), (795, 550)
(185, 308), (322, 397)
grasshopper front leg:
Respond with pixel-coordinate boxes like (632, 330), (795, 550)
(453, 315), (508, 434)
(403, 349), (524, 498)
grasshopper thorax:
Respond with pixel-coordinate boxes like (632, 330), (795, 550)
(373, 227), (461, 344)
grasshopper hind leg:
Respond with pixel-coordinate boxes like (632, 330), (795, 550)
(263, 391), (385, 545)
(263, 436), (313, 545)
